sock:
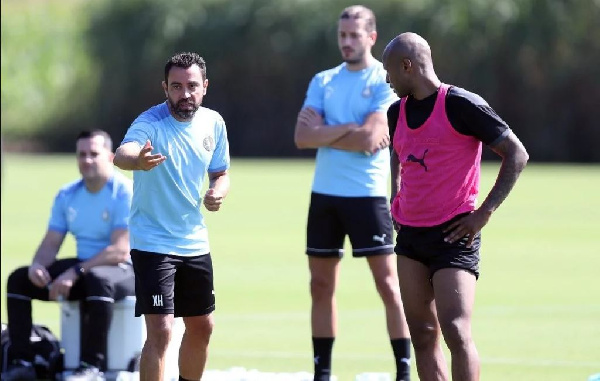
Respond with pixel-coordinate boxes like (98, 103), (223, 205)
(391, 338), (411, 381)
(312, 337), (334, 381)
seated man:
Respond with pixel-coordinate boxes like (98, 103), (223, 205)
(2, 129), (134, 381)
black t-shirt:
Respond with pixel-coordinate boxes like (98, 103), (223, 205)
(387, 86), (510, 147)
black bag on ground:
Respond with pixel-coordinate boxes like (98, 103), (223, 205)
(1, 322), (64, 379)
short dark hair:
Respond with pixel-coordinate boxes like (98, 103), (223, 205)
(339, 5), (376, 32)
(164, 52), (207, 84)
(76, 129), (113, 151)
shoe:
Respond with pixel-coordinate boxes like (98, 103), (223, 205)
(64, 362), (105, 381)
(1, 360), (36, 381)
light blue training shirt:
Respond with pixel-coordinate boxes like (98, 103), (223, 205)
(121, 102), (230, 256)
(302, 61), (398, 197)
(48, 171), (133, 261)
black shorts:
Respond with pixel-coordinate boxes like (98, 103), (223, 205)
(306, 192), (394, 258)
(131, 249), (215, 317)
(394, 213), (481, 279)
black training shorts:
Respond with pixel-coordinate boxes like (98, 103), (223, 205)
(394, 213), (481, 279)
(306, 192), (394, 258)
(131, 249), (215, 317)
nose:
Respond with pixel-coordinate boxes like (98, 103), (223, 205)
(340, 36), (352, 46)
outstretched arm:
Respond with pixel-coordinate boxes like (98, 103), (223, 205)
(329, 112), (390, 154)
(294, 107), (357, 149)
(114, 140), (167, 171)
(444, 131), (529, 246)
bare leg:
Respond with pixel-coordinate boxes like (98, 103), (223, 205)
(432, 268), (479, 381)
(139, 314), (174, 381)
(397, 256), (449, 381)
(309, 256), (340, 379)
(178, 314), (214, 380)
(308, 257), (341, 337)
(366, 254), (410, 338)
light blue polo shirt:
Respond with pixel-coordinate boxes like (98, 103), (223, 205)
(302, 61), (397, 197)
(48, 171), (133, 260)
(121, 102), (230, 256)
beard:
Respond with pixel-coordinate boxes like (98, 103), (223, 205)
(168, 97), (200, 120)
(343, 56), (362, 65)
(341, 47), (364, 65)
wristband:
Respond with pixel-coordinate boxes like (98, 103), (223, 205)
(73, 265), (85, 277)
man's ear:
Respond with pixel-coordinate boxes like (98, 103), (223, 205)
(370, 30), (378, 45)
(162, 81), (168, 97)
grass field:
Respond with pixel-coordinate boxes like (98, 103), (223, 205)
(1, 154), (599, 380)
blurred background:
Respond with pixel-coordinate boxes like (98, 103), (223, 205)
(2, 0), (599, 162)
(2, 1), (600, 379)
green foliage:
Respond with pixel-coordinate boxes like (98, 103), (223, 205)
(2, 156), (599, 379)
(1, 0), (599, 161)
(0, 0), (99, 139)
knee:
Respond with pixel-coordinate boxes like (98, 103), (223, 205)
(439, 317), (472, 351)
(82, 270), (113, 297)
(310, 275), (335, 300)
(408, 321), (441, 352)
(185, 317), (214, 344)
(7, 267), (30, 293)
(373, 276), (401, 305)
(145, 320), (173, 353)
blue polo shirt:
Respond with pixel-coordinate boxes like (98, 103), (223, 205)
(48, 171), (133, 260)
(121, 102), (230, 256)
(302, 61), (397, 197)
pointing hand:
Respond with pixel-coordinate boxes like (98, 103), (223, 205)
(137, 140), (167, 171)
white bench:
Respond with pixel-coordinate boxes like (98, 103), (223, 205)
(60, 296), (145, 372)
(60, 297), (183, 379)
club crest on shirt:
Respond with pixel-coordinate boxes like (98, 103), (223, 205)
(203, 135), (215, 152)
(362, 86), (372, 98)
(102, 209), (110, 221)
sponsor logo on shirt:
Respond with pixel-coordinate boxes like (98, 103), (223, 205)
(406, 149), (429, 172)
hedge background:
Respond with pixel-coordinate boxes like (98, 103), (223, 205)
(2, 0), (599, 161)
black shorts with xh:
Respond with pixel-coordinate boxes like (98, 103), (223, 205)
(131, 249), (215, 317)
(394, 212), (481, 279)
(306, 192), (394, 258)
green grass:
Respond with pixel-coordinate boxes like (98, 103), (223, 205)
(1, 155), (599, 380)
